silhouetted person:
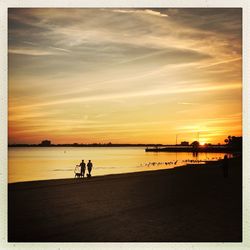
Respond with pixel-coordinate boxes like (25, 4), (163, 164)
(87, 160), (93, 177)
(223, 155), (229, 178)
(80, 160), (86, 178)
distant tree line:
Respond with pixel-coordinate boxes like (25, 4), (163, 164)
(224, 136), (242, 150)
(8, 136), (243, 151)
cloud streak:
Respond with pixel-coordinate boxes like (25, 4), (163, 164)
(111, 9), (168, 17)
(8, 48), (56, 56)
(9, 83), (241, 111)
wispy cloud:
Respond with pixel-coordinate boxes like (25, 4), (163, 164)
(198, 57), (242, 69)
(178, 102), (197, 105)
(9, 82), (241, 111)
(49, 46), (71, 53)
(112, 9), (168, 17)
(9, 46), (71, 56)
(8, 48), (56, 56)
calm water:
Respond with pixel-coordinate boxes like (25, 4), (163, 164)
(8, 147), (231, 183)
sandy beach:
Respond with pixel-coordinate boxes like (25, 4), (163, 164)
(8, 157), (242, 242)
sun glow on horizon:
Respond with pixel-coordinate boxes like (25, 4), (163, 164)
(199, 140), (209, 146)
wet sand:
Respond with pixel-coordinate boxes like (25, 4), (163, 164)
(8, 157), (242, 242)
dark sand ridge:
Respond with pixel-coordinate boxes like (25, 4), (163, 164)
(8, 157), (242, 242)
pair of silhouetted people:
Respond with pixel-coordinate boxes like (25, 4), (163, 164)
(79, 160), (93, 178)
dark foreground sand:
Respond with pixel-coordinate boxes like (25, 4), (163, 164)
(8, 157), (242, 242)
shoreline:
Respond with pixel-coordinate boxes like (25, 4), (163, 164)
(8, 158), (225, 186)
(8, 156), (242, 242)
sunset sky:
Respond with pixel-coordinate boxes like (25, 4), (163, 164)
(8, 8), (242, 144)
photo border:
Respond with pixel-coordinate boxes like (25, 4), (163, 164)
(1, 0), (249, 249)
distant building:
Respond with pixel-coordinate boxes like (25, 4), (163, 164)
(180, 141), (189, 146)
(40, 140), (51, 146)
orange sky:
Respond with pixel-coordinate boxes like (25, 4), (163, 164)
(8, 8), (242, 144)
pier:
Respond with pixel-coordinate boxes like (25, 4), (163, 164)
(145, 144), (238, 153)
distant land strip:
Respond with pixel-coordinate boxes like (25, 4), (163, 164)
(8, 143), (163, 147)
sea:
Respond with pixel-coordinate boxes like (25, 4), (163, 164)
(8, 147), (232, 183)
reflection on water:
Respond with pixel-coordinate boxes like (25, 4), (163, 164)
(8, 147), (232, 183)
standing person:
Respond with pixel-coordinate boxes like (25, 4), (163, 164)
(87, 160), (93, 177)
(223, 155), (229, 178)
(80, 160), (86, 178)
